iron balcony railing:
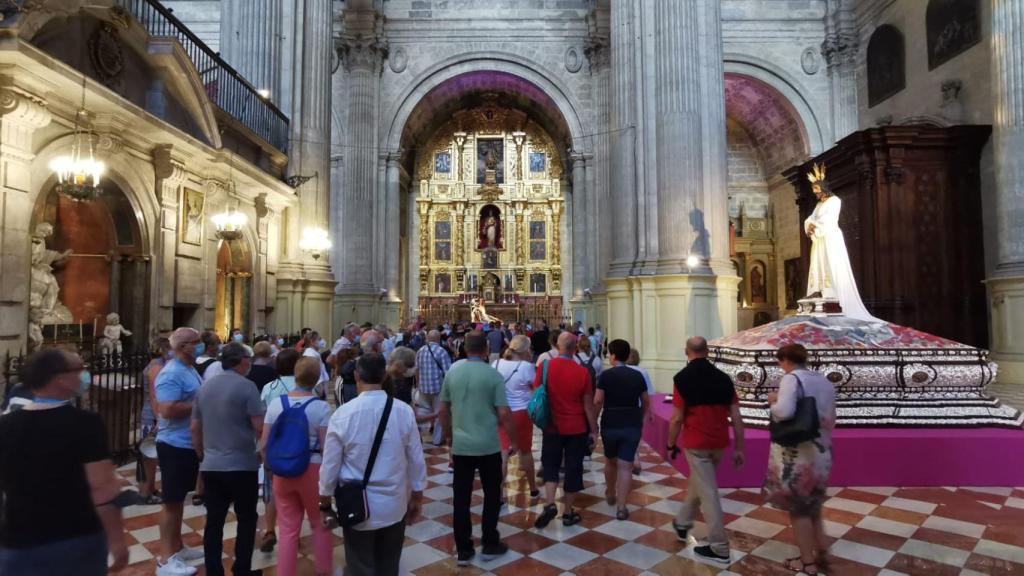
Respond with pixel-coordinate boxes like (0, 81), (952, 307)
(116, 0), (290, 153)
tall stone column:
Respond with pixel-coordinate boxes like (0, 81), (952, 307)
(220, 0), (282, 100)
(570, 152), (586, 299)
(0, 85), (49, 357)
(988, 0), (1024, 383)
(336, 31), (387, 321)
(382, 152), (402, 326)
(822, 0), (858, 141)
(608, 0), (637, 278)
(151, 144), (187, 334)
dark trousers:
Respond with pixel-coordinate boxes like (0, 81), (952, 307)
(452, 452), (502, 553)
(342, 520), (406, 576)
(0, 532), (106, 576)
(202, 470), (259, 576)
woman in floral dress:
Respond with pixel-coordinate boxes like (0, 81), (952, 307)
(763, 344), (836, 575)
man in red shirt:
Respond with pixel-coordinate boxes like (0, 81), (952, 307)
(666, 336), (745, 564)
(532, 332), (597, 529)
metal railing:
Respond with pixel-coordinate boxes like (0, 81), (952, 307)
(3, 350), (149, 465)
(116, 0), (290, 152)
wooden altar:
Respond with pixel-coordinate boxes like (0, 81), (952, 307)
(783, 125), (991, 347)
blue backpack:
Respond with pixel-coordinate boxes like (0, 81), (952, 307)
(528, 360), (551, 429)
(266, 396), (318, 477)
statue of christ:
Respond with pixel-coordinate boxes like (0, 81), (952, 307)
(804, 164), (879, 322)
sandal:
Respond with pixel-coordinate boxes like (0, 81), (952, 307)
(562, 509), (582, 526)
(615, 507), (629, 521)
(191, 493), (205, 507)
(605, 492), (617, 506)
(529, 489), (540, 499)
(259, 530), (277, 553)
(783, 557), (819, 575)
(139, 493), (163, 505)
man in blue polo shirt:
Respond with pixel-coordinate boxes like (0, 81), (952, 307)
(154, 327), (206, 576)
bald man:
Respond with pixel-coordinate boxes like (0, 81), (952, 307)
(532, 332), (598, 530)
(666, 335), (744, 564)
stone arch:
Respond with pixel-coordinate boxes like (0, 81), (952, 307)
(29, 134), (158, 255)
(724, 55), (825, 155)
(384, 52), (589, 155)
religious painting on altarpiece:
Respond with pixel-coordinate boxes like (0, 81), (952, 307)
(529, 273), (546, 293)
(482, 249), (498, 269)
(529, 151), (546, 174)
(435, 241), (451, 262)
(434, 221), (451, 240)
(530, 220), (545, 240)
(181, 188), (204, 246)
(435, 273), (451, 294)
(476, 139), (504, 184)
(435, 152), (452, 174)
(926, 0), (981, 71)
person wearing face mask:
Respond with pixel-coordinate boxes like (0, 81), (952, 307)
(301, 331), (330, 385)
(230, 328), (255, 356)
(191, 342), (265, 576)
(138, 336), (172, 506)
(0, 349), (129, 574)
(154, 327), (207, 575)
(196, 330), (223, 381)
(248, 341), (279, 392)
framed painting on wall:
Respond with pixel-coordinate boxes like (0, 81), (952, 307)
(529, 152), (546, 173)
(181, 188), (205, 246)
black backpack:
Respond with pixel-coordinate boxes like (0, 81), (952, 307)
(195, 357), (217, 377)
(576, 353), (598, 390)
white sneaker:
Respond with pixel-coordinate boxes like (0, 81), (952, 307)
(175, 545), (204, 563)
(156, 556), (198, 576)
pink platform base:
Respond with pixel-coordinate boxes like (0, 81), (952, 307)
(643, 394), (1024, 487)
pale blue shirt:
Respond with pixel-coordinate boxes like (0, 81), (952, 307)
(155, 358), (202, 449)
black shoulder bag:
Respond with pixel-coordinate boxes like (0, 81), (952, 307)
(768, 373), (820, 447)
(334, 395), (393, 527)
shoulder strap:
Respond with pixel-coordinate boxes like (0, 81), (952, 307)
(362, 395), (393, 488)
(791, 372), (805, 399)
(428, 344), (446, 374)
(541, 360), (549, 388)
(279, 394), (290, 412)
(500, 361), (519, 385)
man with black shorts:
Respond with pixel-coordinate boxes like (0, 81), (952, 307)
(154, 327), (206, 576)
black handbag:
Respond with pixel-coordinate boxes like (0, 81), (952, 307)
(334, 395), (393, 527)
(769, 373), (820, 447)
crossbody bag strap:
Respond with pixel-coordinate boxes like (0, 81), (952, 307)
(362, 395), (394, 488)
(428, 344), (446, 374)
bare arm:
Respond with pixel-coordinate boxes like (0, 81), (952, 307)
(729, 403), (745, 469)
(640, 391), (650, 421)
(190, 418), (204, 460)
(86, 460), (127, 571)
(259, 421), (271, 462)
(158, 400), (192, 420)
(146, 364), (162, 423)
(667, 406), (684, 454)
(439, 401), (453, 444)
(583, 391), (598, 439)
(251, 416), (264, 459)
(593, 389), (605, 411)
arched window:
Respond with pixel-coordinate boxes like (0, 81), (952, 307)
(926, 0), (981, 70)
(867, 25), (906, 107)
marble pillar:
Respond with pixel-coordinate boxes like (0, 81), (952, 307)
(219, 0), (282, 100)
(151, 144), (187, 334)
(822, 0), (858, 142)
(988, 0), (1024, 384)
(570, 152), (586, 300)
(382, 152), (402, 326)
(608, 0), (638, 278)
(0, 86), (50, 356)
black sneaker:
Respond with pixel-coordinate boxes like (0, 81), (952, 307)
(480, 542), (509, 560)
(671, 520), (689, 543)
(693, 545), (731, 564)
(534, 504), (558, 528)
(456, 548), (475, 566)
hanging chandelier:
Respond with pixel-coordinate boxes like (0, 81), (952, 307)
(212, 206), (247, 241)
(49, 77), (105, 202)
(299, 226), (332, 260)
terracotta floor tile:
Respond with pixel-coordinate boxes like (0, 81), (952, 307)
(821, 506), (865, 526)
(625, 491), (666, 506)
(648, 554), (722, 576)
(725, 489), (765, 506)
(910, 526), (979, 551)
(837, 488), (890, 505)
(841, 526), (908, 550)
(565, 530), (627, 554)
(123, 511), (162, 530)
(745, 505), (792, 526)
(726, 553), (802, 575)
(869, 505), (928, 526)
(724, 529), (768, 553)
(982, 523), (1024, 548)
(964, 553), (1024, 576)
(634, 527), (686, 553)
(414, 557), (487, 575)
(423, 532), (456, 554)
(623, 507), (674, 528)
(503, 529), (557, 555)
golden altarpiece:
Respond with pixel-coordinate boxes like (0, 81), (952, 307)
(415, 101), (566, 323)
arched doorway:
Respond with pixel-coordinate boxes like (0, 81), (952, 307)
(396, 71), (578, 326)
(724, 73), (810, 327)
(215, 239), (253, 340)
(31, 180), (148, 350)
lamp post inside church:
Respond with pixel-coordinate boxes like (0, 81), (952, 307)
(300, 226), (332, 260)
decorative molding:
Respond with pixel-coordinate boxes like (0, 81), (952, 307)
(338, 34), (389, 74)
(801, 47), (820, 75)
(389, 45), (408, 74)
(564, 45), (583, 74)
(821, 32), (858, 69)
(0, 84), (50, 129)
(151, 144), (186, 185)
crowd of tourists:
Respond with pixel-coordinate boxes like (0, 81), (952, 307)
(0, 317), (836, 576)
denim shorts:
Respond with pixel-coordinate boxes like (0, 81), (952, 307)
(601, 427), (642, 462)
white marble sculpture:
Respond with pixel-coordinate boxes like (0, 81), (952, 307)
(30, 222), (73, 324)
(27, 309), (44, 351)
(98, 312), (132, 354)
(803, 164), (878, 322)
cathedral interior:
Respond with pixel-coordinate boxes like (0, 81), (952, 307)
(4, 1), (1024, 575)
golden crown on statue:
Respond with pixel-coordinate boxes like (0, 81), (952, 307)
(806, 162), (827, 185)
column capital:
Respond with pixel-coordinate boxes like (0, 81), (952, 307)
(337, 34), (389, 74)
(0, 84), (50, 130)
(584, 35), (610, 74)
(151, 144), (187, 186)
(821, 32), (858, 69)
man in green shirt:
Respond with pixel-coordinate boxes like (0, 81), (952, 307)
(440, 331), (517, 566)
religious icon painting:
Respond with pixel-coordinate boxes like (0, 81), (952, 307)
(482, 249), (498, 269)
(476, 139), (504, 184)
(530, 273), (546, 293)
(530, 240), (546, 261)
(434, 152), (451, 173)
(434, 221), (451, 240)
(435, 241), (451, 261)
(529, 152), (546, 173)
(181, 188), (205, 246)
(435, 273), (451, 293)
(529, 221), (545, 240)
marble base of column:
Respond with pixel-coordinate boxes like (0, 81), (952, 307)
(988, 276), (1024, 385)
(274, 260), (337, 337)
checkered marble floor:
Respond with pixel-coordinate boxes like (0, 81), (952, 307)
(113, 429), (1024, 576)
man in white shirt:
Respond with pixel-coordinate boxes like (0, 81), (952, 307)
(330, 323), (360, 356)
(319, 354), (426, 576)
